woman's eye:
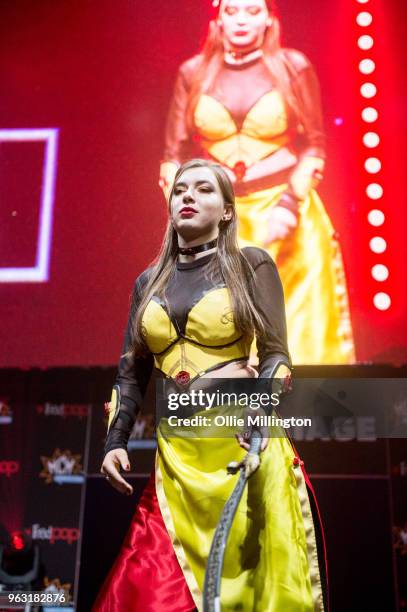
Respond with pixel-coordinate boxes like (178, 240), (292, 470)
(198, 185), (213, 193)
(248, 7), (261, 15)
(174, 187), (185, 195)
(225, 7), (237, 15)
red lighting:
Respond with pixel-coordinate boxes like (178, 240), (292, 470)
(358, 35), (374, 50)
(365, 157), (381, 173)
(371, 264), (389, 282)
(356, 0), (393, 318)
(362, 107), (378, 122)
(363, 131), (380, 147)
(374, 292), (391, 311)
(366, 183), (383, 200)
(359, 58), (375, 74)
(368, 209), (385, 226)
(356, 12), (373, 27)
(370, 236), (387, 254)
(11, 531), (25, 551)
(360, 82), (377, 98)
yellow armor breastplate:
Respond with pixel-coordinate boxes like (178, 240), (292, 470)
(194, 92), (289, 168)
(141, 287), (252, 381)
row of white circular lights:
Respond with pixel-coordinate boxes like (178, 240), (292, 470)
(357, 0), (390, 310)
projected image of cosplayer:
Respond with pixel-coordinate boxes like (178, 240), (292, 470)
(160, 0), (355, 365)
(93, 159), (329, 612)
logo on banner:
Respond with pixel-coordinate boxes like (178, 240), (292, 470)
(0, 460), (20, 477)
(40, 448), (84, 484)
(128, 414), (157, 450)
(26, 523), (80, 545)
(0, 399), (13, 424)
(36, 403), (89, 418)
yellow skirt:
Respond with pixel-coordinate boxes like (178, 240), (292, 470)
(156, 406), (326, 611)
(236, 185), (355, 365)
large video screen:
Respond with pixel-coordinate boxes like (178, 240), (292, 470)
(1, 0), (406, 367)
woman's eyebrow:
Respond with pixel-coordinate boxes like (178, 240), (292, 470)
(195, 180), (215, 187)
(226, 2), (262, 7)
(174, 180), (214, 188)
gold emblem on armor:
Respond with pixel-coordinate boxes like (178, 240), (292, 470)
(221, 308), (234, 324)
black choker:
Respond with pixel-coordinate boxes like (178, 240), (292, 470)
(178, 238), (218, 256)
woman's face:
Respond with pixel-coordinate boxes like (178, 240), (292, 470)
(170, 166), (231, 243)
(219, 0), (270, 52)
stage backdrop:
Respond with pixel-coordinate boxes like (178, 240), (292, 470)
(0, 0), (406, 367)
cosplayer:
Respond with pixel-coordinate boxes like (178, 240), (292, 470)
(93, 159), (328, 611)
(159, 0), (354, 365)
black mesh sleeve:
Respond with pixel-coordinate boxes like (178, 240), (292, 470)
(162, 64), (192, 163)
(249, 250), (292, 399)
(292, 64), (326, 159)
(243, 247), (292, 376)
(104, 272), (154, 455)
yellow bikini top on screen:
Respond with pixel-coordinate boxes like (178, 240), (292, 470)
(193, 91), (290, 168)
(141, 287), (252, 380)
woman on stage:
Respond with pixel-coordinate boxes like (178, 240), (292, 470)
(160, 0), (354, 365)
(93, 159), (328, 611)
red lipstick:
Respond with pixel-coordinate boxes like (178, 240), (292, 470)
(180, 206), (198, 217)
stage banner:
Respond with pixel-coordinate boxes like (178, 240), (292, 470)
(0, 393), (90, 609)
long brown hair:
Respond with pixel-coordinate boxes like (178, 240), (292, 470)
(130, 158), (265, 356)
(186, 0), (303, 130)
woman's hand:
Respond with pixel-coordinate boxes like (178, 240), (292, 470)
(159, 161), (178, 201)
(236, 408), (269, 452)
(264, 206), (298, 245)
(101, 449), (133, 496)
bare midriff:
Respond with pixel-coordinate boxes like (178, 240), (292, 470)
(201, 359), (257, 380)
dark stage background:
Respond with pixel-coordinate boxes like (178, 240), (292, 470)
(1, 0), (406, 368)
